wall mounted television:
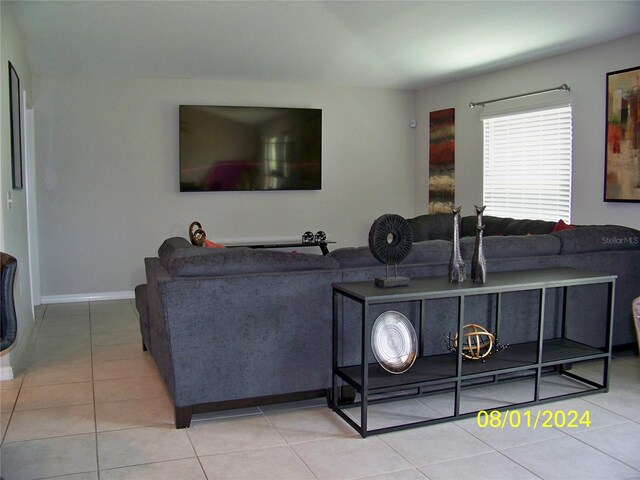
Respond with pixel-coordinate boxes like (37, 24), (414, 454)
(179, 105), (322, 191)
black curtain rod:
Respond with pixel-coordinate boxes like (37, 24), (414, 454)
(469, 84), (570, 108)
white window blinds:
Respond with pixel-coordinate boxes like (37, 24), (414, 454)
(482, 105), (573, 223)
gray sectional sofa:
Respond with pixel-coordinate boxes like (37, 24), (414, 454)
(136, 215), (640, 428)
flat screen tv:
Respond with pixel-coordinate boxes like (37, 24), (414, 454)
(180, 105), (322, 191)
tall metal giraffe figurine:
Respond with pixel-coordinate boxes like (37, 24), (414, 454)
(472, 205), (487, 284)
(449, 206), (466, 283)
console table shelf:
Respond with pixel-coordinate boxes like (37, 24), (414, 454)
(331, 267), (616, 437)
(335, 338), (606, 393)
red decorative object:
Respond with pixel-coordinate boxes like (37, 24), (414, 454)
(552, 219), (576, 232)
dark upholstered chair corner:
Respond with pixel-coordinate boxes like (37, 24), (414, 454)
(1, 252), (18, 352)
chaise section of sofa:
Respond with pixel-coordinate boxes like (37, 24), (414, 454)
(143, 237), (342, 428)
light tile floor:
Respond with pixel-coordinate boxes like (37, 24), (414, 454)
(0, 300), (639, 479)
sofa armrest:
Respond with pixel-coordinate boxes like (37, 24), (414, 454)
(144, 257), (177, 399)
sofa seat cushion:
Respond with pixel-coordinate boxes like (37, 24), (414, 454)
(158, 238), (340, 277)
(460, 234), (561, 260)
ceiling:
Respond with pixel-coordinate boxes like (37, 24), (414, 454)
(10, 0), (640, 90)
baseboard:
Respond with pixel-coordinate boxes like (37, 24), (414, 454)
(41, 291), (135, 304)
(0, 365), (14, 381)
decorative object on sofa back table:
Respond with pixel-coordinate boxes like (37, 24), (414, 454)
(368, 214), (413, 288)
(188, 221), (225, 248)
(371, 311), (417, 374)
(302, 231), (315, 244)
(189, 221), (206, 246)
(302, 231), (327, 245)
(471, 205), (487, 284)
(448, 206), (466, 283)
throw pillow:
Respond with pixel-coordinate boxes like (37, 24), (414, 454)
(552, 219), (575, 232)
(203, 238), (225, 248)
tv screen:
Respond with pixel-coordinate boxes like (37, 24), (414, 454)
(179, 105), (322, 191)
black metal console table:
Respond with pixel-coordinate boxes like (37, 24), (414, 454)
(331, 268), (616, 437)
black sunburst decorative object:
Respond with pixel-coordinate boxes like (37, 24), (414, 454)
(368, 214), (413, 288)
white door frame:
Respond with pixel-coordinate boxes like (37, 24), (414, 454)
(24, 100), (40, 309)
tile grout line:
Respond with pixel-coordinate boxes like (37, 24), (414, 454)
(260, 408), (322, 480)
(493, 450), (544, 480)
(140, 293), (209, 478)
(1, 391), (16, 447)
(580, 394), (640, 424)
(187, 430), (212, 480)
(0, 305), (48, 447)
(567, 420), (640, 475)
(89, 302), (102, 480)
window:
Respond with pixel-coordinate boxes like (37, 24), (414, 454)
(482, 105), (572, 222)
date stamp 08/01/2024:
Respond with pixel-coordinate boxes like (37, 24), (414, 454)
(477, 409), (592, 429)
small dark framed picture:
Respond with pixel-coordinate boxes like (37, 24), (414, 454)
(604, 65), (640, 202)
(8, 61), (23, 190)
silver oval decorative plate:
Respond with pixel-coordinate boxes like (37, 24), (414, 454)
(371, 311), (417, 374)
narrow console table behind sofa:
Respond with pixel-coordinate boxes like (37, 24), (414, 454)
(331, 267), (616, 437)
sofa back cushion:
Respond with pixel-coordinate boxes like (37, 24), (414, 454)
(410, 214), (557, 240)
(503, 218), (556, 236)
(460, 234), (561, 260)
(405, 240), (452, 264)
(329, 239), (451, 268)
(328, 246), (379, 268)
(407, 214), (453, 242)
(461, 216), (556, 237)
(461, 215), (509, 237)
(552, 226), (640, 254)
(158, 237), (339, 277)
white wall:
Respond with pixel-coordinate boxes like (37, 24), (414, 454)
(0, 2), (35, 378)
(33, 31), (639, 301)
(415, 33), (640, 229)
(34, 77), (416, 298)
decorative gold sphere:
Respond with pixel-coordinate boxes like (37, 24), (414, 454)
(453, 324), (495, 360)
